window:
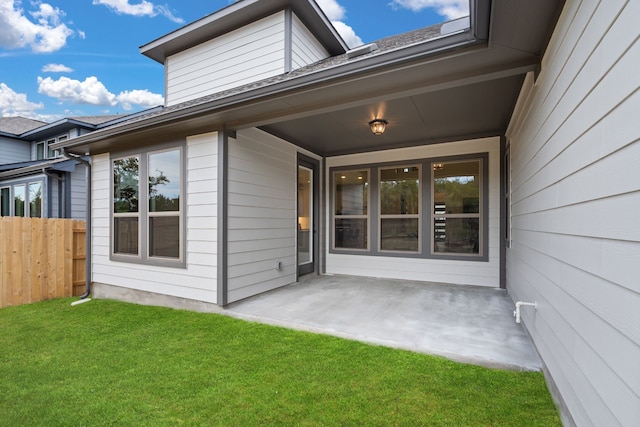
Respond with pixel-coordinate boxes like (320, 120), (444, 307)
(0, 182), (44, 217)
(379, 166), (420, 252)
(432, 160), (481, 255)
(113, 156), (140, 255)
(0, 187), (10, 216)
(112, 147), (183, 265)
(46, 139), (56, 159)
(331, 154), (487, 261)
(333, 170), (369, 250)
(14, 185), (25, 217)
(36, 142), (45, 160)
(36, 135), (67, 160)
(28, 182), (42, 218)
(148, 150), (181, 258)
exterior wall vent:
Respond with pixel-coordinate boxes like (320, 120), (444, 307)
(347, 43), (378, 59)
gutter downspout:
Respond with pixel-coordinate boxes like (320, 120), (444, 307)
(62, 149), (91, 300)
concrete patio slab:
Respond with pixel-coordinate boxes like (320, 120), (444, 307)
(224, 274), (541, 371)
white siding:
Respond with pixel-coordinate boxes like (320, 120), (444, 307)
(226, 128), (297, 303)
(166, 12), (286, 106)
(0, 137), (30, 163)
(506, 1), (640, 425)
(326, 137), (501, 287)
(69, 165), (87, 220)
(91, 132), (219, 303)
(291, 13), (329, 69)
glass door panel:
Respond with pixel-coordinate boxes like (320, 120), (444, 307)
(298, 166), (313, 270)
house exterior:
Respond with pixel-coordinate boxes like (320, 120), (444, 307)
(52, 0), (639, 425)
(0, 112), (160, 219)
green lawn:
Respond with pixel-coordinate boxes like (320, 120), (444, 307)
(0, 298), (560, 426)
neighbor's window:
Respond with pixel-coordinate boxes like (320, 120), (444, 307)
(0, 187), (10, 216)
(28, 182), (42, 218)
(14, 184), (25, 217)
(148, 149), (181, 258)
(112, 147), (183, 265)
(334, 170), (369, 250)
(379, 166), (420, 252)
(113, 156), (140, 256)
(36, 142), (45, 160)
(432, 160), (481, 255)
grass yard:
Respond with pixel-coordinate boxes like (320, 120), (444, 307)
(0, 298), (560, 426)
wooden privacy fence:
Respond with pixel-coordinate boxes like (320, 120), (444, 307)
(0, 217), (86, 308)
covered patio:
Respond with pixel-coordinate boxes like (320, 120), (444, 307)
(225, 274), (541, 371)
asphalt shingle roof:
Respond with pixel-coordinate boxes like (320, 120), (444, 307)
(76, 22), (447, 132)
(0, 117), (47, 135)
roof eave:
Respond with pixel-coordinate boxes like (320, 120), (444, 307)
(54, 28), (485, 154)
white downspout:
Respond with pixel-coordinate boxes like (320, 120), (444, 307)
(514, 301), (537, 323)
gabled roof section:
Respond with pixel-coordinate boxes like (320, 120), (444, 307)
(0, 117), (47, 135)
(20, 107), (163, 140)
(140, 0), (348, 64)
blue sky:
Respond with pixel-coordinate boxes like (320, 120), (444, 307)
(0, 0), (468, 122)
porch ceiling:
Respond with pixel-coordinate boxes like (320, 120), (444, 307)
(260, 74), (525, 157)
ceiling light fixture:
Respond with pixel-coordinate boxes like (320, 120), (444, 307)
(369, 119), (387, 135)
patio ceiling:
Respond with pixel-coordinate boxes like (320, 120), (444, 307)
(260, 74), (526, 157)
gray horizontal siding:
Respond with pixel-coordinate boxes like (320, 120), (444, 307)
(226, 128), (296, 303)
(506, 1), (640, 426)
(166, 12), (286, 106)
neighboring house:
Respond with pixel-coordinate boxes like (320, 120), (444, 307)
(0, 112), (160, 218)
(52, 0), (638, 426)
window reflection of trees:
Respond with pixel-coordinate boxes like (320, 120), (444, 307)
(113, 157), (139, 213)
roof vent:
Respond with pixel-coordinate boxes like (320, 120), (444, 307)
(440, 16), (470, 36)
(346, 43), (378, 59)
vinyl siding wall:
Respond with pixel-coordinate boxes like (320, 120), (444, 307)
(0, 137), (30, 163)
(291, 14), (329, 69)
(325, 137), (501, 287)
(226, 128), (297, 304)
(506, 1), (640, 425)
(69, 166), (87, 220)
(91, 132), (219, 303)
(166, 12), (286, 107)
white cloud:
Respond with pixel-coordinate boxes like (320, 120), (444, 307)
(0, 0), (74, 52)
(37, 75), (164, 110)
(116, 89), (164, 110)
(42, 63), (74, 73)
(93, 0), (184, 23)
(315, 0), (363, 48)
(0, 82), (44, 117)
(38, 76), (116, 106)
(315, 0), (345, 21)
(330, 21), (363, 49)
(389, 0), (469, 20)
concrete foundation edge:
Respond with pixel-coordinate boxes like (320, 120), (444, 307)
(92, 282), (223, 314)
